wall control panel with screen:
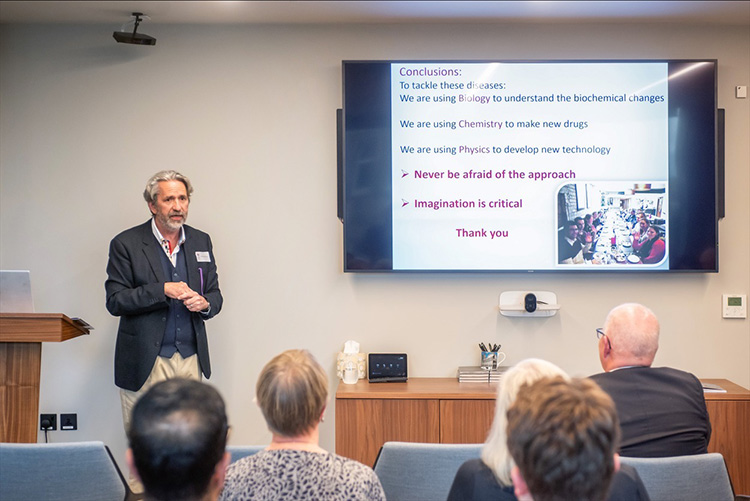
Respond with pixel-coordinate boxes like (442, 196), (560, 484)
(722, 294), (747, 319)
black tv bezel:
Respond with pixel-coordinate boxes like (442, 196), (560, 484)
(341, 59), (719, 273)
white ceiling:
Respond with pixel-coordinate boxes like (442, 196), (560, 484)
(0, 1), (749, 26)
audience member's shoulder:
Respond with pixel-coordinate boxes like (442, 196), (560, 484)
(331, 453), (385, 500)
(448, 459), (516, 501)
(456, 457), (485, 473)
(650, 366), (699, 378)
(224, 449), (266, 476)
(593, 366), (701, 383)
(220, 452), (267, 500)
(589, 370), (624, 388)
(333, 452), (379, 475)
(607, 463), (651, 501)
(650, 366), (703, 387)
(617, 463), (640, 480)
(589, 370), (608, 381)
(450, 458), (487, 484)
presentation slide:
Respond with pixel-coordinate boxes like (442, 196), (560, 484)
(390, 62), (670, 270)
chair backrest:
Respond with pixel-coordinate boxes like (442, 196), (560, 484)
(227, 444), (265, 464)
(0, 441), (127, 501)
(373, 441), (483, 501)
(620, 453), (734, 501)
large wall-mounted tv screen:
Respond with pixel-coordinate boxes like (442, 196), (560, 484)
(341, 60), (717, 272)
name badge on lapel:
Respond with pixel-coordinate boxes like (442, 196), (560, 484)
(195, 251), (211, 262)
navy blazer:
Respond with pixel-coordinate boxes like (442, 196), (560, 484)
(105, 221), (223, 391)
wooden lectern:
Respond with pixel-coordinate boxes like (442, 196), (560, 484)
(0, 313), (90, 443)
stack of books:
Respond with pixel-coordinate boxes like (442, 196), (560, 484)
(701, 382), (726, 393)
(457, 366), (507, 383)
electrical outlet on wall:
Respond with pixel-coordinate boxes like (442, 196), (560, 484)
(40, 413), (56, 431)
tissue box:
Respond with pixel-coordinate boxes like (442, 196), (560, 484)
(336, 352), (367, 380)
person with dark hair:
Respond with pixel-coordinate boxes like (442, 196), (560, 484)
(220, 349), (385, 501)
(583, 213), (598, 234)
(590, 303), (711, 457)
(573, 216), (593, 256)
(626, 209), (637, 225)
(558, 220), (584, 264)
(106, 170), (224, 493)
(506, 377), (621, 501)
(635, 225), (666, 264)
(630, 217), (650, 254)
(127, 378), (230, 501)
(574, 217), (585, 233)
(592, 211), (603, 231)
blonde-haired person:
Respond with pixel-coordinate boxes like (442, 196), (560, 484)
(219, 349), (385, 501)
(446, 358), (650, 501)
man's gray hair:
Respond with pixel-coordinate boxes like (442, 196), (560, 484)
(143, 170), (194, 204)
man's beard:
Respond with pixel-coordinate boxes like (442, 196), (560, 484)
(158, 211), (187, 231)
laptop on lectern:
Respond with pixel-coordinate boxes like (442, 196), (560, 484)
(0, 270), (35, 313)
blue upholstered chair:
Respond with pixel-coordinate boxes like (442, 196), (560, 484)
(226, 444), (265, 463)
(620, 453), (738, 501)
(0, 441), (128, 501)
(372, 441), (483, 501)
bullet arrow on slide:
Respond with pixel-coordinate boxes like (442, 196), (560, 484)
(401, 170), (409, 178)
(402, 199), (409, 207)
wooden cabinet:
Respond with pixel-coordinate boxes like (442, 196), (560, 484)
(702, 379), (750, 496)
(335, 399), (439, 466)
(439, 399), (495, 443)
(335, 379), (496, 467)
(335, 377), (750, 495)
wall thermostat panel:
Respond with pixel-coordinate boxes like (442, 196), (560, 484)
(723, 294), (747, 319)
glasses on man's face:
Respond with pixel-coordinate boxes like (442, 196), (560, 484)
(596, 328), (612, 349)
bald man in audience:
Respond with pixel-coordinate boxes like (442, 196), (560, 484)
(590, 303), (711, 457)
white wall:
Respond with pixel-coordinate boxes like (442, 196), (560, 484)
(1, 20), (748, 473)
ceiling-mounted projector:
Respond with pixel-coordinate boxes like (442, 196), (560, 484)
(113, 12), (156, 46)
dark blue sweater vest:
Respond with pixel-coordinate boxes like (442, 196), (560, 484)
(157, 247), (197, 358)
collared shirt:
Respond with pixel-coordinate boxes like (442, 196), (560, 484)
(151, 218), (186, 267)
(610, 365), (649, 372)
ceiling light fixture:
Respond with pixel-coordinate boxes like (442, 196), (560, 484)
(113, 12), (156, 46)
